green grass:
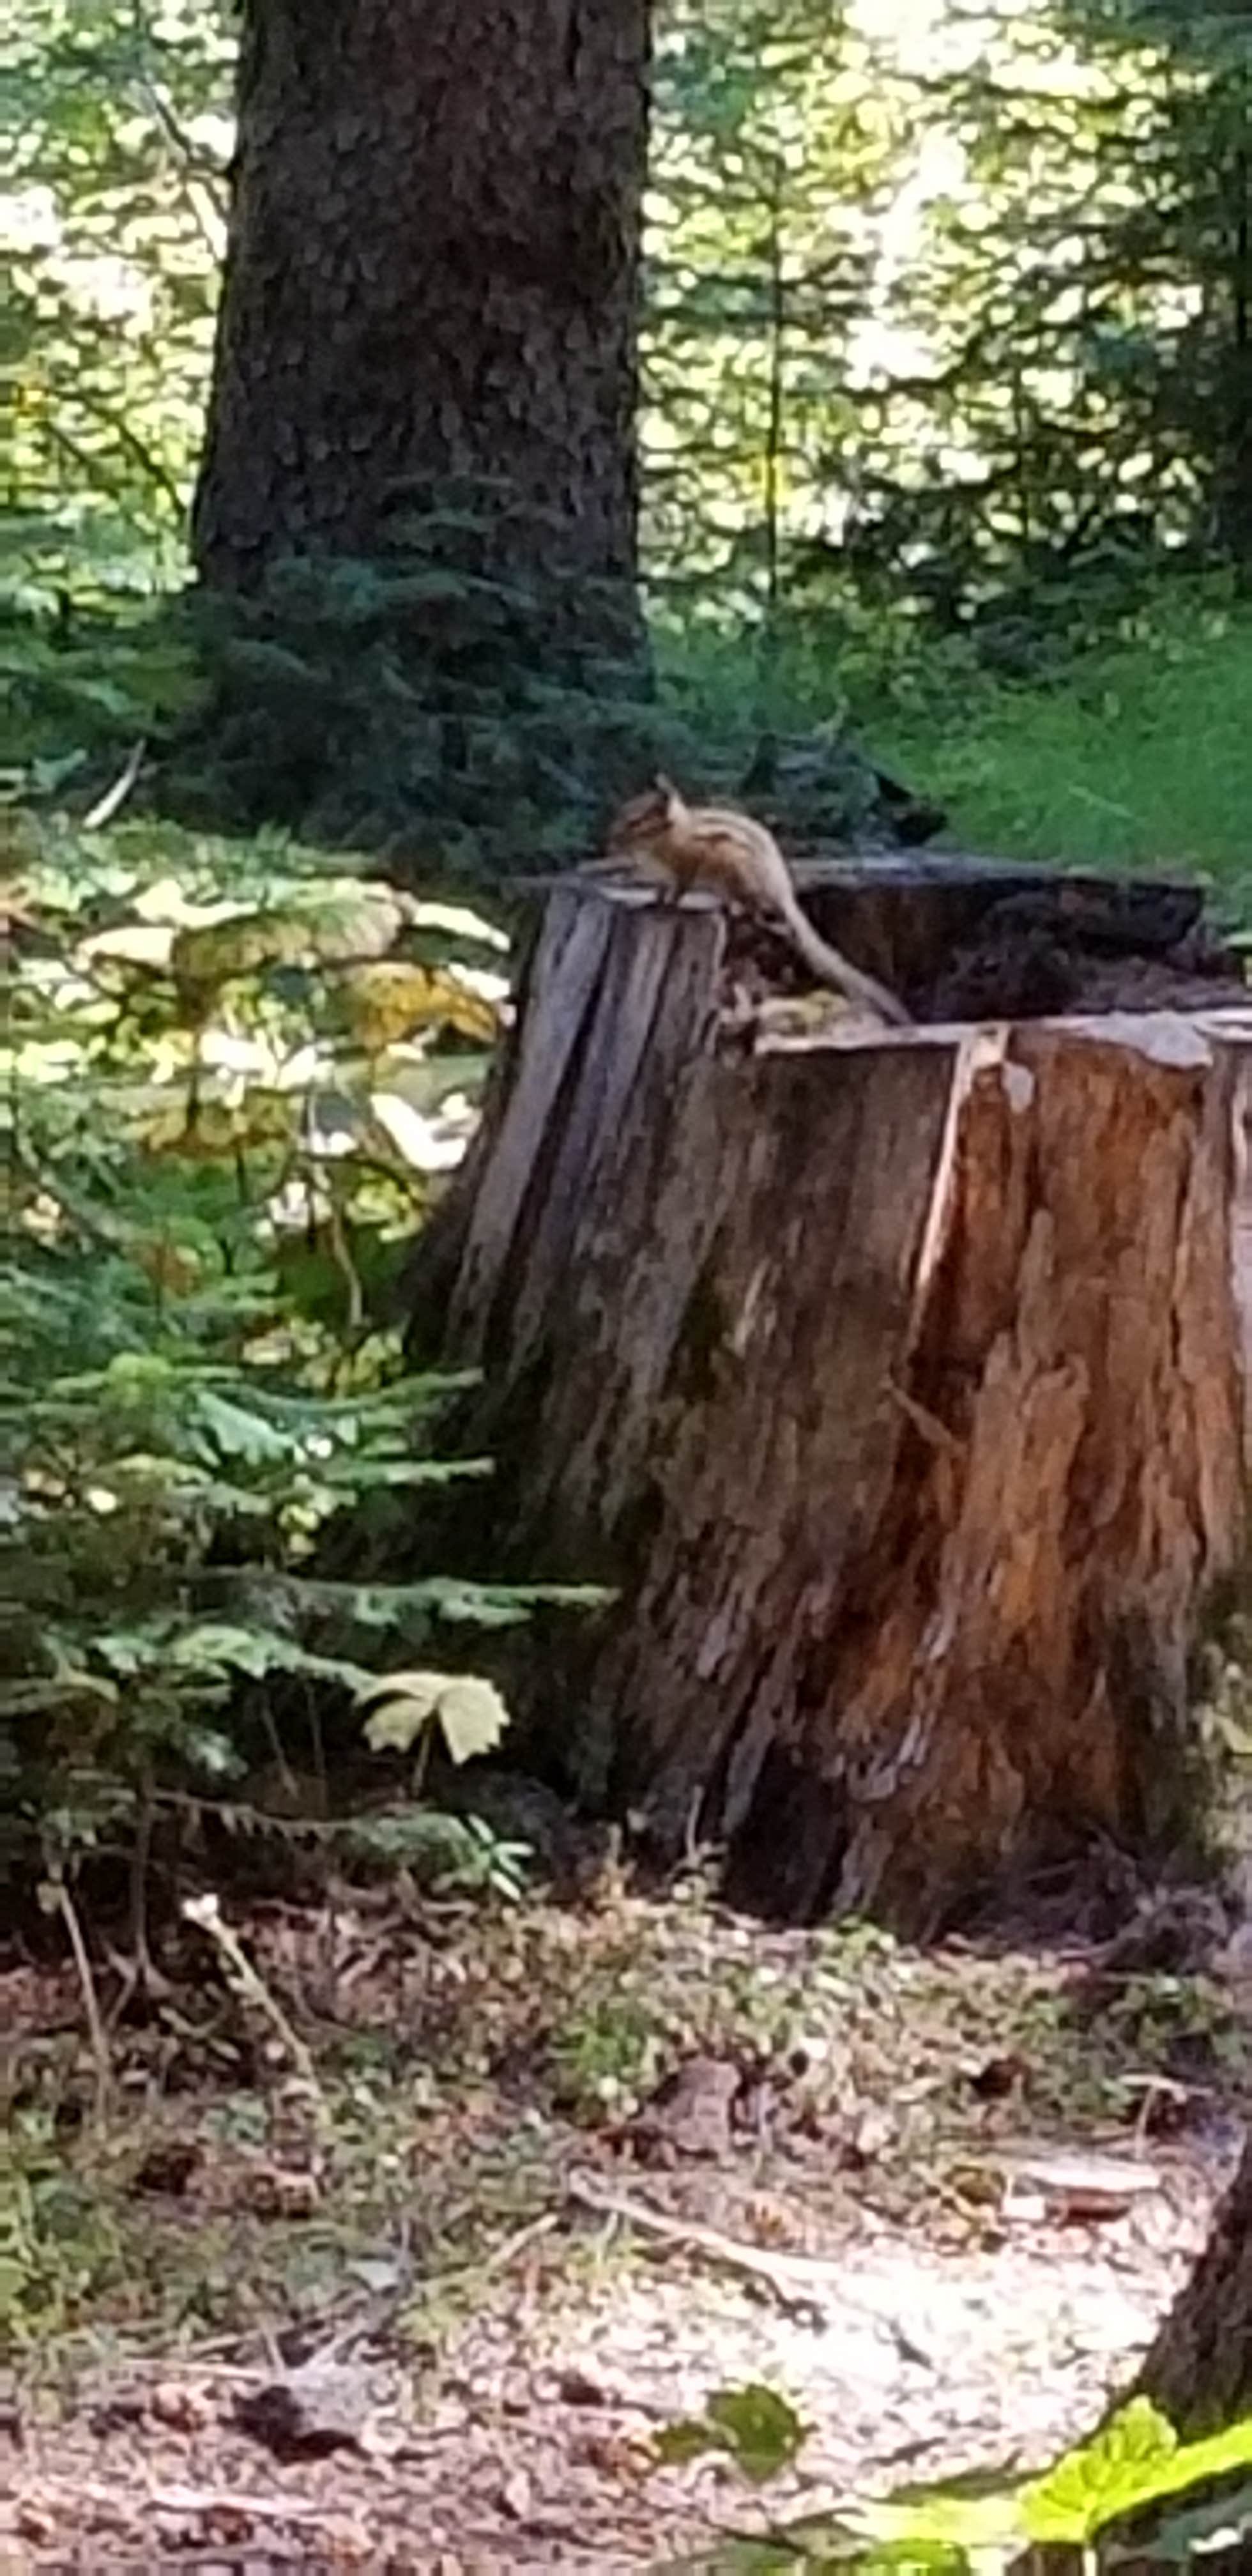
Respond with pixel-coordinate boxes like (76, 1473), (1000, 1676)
(882, 622), (1252, 910)
(657, 582), (1252, 925)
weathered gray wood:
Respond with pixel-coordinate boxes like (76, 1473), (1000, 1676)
(408, 890), (1248, 1933)
(447, 890), (619, 1359)
(516, 854), (1209, 1002)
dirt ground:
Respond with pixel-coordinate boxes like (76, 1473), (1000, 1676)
(4, 1866), (1249, 2571)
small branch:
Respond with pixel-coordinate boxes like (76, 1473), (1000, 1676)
(136, 72), (229, 220)
(82, 739), (147, 831)
(128, 0), (230, 247)
(59, 379), (187, 517)
(75, 2478), (324, 2525)
(42, 418), (137, 510)
(52, 1874), (112, 2123)
(565, 2172), (933, 2364)
(324, 1184), (365, 1338)
(183, 1892), (328, 2120)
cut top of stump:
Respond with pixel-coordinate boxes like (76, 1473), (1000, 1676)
(518, 852), (1247, 1030)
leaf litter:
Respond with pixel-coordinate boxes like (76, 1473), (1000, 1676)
(4, 1865), (1249, 2569)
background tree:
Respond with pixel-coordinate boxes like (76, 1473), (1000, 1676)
(169, 0), (698, 862)
(191, 0), (650, 617)
(14, 0), (1252, 843)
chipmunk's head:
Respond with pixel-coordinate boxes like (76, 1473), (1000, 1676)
(605, 773), (684, 853)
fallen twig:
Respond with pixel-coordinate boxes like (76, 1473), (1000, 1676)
(66, 2476), (325, 2522)
(565, 2170), (933, 2365)
(445, 2207), (560, 2287)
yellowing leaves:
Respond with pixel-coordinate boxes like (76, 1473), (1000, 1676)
(76, 922), (177, 972)
(138, 1091), (297, 1158)
(172, 880), (408, 1000)
(358, 1669), (510, 1765)
(336, 960), (501, 1053)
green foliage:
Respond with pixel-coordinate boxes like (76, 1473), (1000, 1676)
(656, 570), (1252, 903)
(549, 1990), (664, 2113)
(341, 1804), (534, 1901)
(655, 2386), (810, 2486)
(159, 493), (711, 864)
(664, 2395), (1252, 2573)
(645, 0), (1252, 647)
(873, 576), (1252, 905)
(17, 0), (1252, 801)
(0, 2118), (132, 2342)
(3, 776), (592, 1906)
(4, 0), (232, 609)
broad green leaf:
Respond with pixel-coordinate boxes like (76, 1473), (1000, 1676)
(841, 2490), (1027, 2556)
(1030, 2413), (1252, 2549)
(1022, 2398), (1179, 2542)
(655, 2386), (807, 2488)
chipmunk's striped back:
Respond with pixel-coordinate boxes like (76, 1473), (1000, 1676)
(604, 776), (911, 1027)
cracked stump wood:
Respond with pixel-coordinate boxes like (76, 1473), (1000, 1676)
(408, 872), (1249, 1933)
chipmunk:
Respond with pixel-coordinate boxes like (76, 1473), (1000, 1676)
(601, 776), (911, 1027)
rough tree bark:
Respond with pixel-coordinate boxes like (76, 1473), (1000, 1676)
(192, 0), (650, 601)
(408, 868), (1249, 1935)
(1136, 2132), (1252, 2435)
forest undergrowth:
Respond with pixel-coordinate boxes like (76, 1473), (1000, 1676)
(9, 590), (1252, 2566)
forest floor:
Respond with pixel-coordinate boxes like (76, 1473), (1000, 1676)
(6, 1848), (1251, 2573)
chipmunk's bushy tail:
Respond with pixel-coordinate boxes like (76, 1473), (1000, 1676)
(781, 896), (912, 1027)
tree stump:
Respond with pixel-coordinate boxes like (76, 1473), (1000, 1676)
(407, 859), (1251, 1933)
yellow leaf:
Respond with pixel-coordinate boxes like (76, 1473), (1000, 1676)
(435, 1676), (510, 1763)
(339, 960), (501, 1050)
(140, 1096), (294, 1157)
(360, 1670), (447, 1753)
(77, 923), (176, 971)
(409, 900), (510, 952)
(337, 962), (451, 1052)
(359, 1670), (509, 1763)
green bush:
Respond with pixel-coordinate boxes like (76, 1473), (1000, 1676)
(4, 778), (598, 1931)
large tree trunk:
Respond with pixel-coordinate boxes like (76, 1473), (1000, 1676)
(192, 0), (650, 601)
(406, 866), (1249, 1935)
(1137, 2132), (1252, 2434)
